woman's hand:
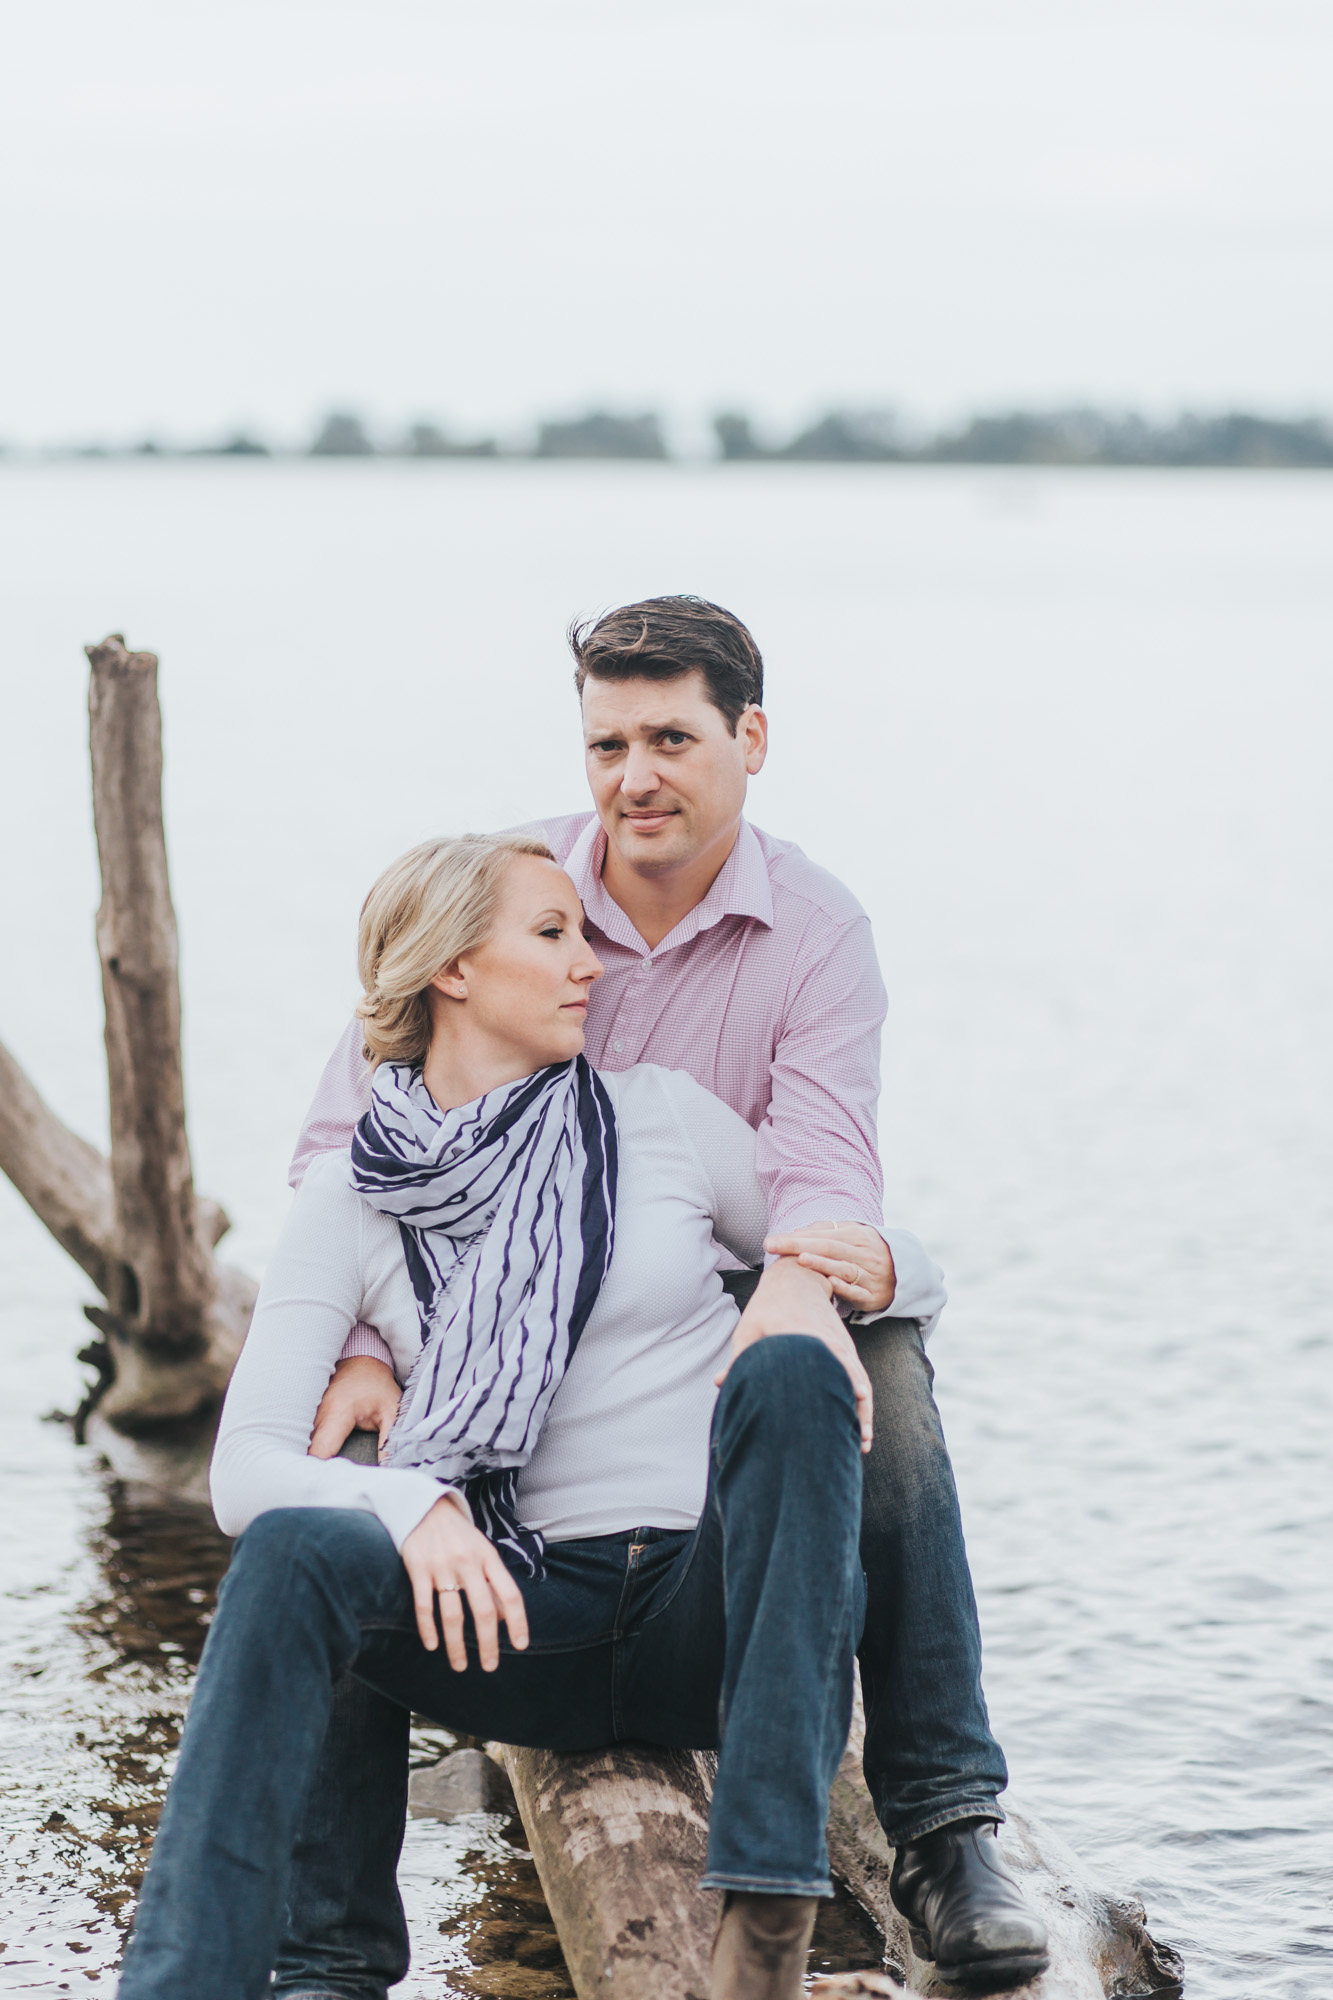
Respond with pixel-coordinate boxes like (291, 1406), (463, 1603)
(718, 1255), (874, 1453)
(762, 1220), (896, 1316)
(400, 1498), (531, 1671)
(308, 1356), (402, 1461)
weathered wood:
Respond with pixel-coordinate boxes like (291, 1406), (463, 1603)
(501, 1742), (721, 2000)
(87, 635), (215, 1351)
(0, 636), (256, 1450)
(502, 1678), (1181, 2000)
(0, 1032), (234, 1295)
(0, 1033), (115, 1294)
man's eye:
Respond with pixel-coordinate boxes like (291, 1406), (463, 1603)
(591, 740), (623, 754)
(662, 732), (688, 746)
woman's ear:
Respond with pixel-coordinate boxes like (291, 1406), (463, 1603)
(429, 961), (467, 1002)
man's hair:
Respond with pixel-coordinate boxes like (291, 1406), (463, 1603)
(568, 595), (764, 734)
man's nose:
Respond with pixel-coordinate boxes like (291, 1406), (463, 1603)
(620, 744), (660, 796)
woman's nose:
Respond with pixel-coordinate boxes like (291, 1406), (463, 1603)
(578, 944), (604, 983)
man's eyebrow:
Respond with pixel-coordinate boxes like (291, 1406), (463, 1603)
(584, 717), (695, 740)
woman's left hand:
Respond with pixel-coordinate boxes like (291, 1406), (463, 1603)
(400, 1498), (530, 1669)
(761, 1220), (896, 1315)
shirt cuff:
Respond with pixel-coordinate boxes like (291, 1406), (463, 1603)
(372, 1472), (472, 1549)
(339, 1323), (397, 1370)
(848, 1226), (947, 1340)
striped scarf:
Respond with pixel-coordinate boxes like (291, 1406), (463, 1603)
(349, 1055), (618, 1575)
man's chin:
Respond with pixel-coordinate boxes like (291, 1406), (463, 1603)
(613, 822), (691, 871)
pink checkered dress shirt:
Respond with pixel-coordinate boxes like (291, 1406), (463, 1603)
(292, 817), (943, 1356)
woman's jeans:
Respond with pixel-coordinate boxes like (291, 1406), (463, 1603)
(118, 1337), (867, 2000)
(274, 1316), (1009, 2000)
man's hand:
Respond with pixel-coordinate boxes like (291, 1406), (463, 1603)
(718, 1255), (874, 1453)
(762, 1220), (896, 1316)
(400, 1497), (531, 1670)
(309, 1356), (402, 1461)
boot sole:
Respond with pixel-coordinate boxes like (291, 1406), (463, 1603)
(934, 1952), (1051, 1990)
(907, 1927), (1050, 1990)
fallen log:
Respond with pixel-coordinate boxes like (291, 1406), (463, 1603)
(500, 1742), (720, 2000)
(500, 1675), (1182, 2000)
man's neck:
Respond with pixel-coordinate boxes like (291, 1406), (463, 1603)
(599, 819), (742, 951)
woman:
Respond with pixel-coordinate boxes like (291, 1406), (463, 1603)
(116, 833), (868, 2000)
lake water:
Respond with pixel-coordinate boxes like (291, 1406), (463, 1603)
(1, 461), (1330, 1997)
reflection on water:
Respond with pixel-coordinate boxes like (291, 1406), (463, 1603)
(0, 1461), (885, 1995)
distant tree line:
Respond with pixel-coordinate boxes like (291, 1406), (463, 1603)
(714, 407), (1333, 468)
(27, 405), (1333, 468)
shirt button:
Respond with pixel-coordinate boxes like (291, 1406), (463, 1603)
(614, 1039), (625, 1053)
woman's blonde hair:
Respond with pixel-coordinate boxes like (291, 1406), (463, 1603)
(356, 833), (556, 1068)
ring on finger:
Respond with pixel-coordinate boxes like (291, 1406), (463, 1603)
(439, 1586), (462, 1596)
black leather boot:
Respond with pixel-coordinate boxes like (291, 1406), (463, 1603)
(890, 1819), (1049, 1989)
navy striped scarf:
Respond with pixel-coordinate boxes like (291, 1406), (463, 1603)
(349, 1055), (618, 1575)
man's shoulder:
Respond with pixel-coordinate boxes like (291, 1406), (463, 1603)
(512, 811), (594, 864)
(747, 822), (869, 930)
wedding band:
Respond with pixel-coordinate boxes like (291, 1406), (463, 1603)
(440, 1586), (461, 1595)
(851, 1265), (862, 1285)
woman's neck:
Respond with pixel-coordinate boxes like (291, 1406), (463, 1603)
(420, 1033), (542, 1115)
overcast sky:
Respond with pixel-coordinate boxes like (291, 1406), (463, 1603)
(3, 0), (1330, 446)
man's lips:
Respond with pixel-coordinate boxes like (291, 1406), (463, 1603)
(621, 809), (678, 830)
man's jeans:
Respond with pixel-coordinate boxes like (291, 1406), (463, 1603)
(118, 1337), (865, 2000)
(273, 1315), (1007, 1999)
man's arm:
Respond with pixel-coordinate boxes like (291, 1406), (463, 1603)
(291, 1018), (395, 1382)
(758, 913), (887, 1234)
(758, 914), (946, 1336)
(289, 1017), (373, 1189)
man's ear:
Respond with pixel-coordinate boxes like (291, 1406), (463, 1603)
(429, 961), (467, 1001)
(740, 705), (768, 777)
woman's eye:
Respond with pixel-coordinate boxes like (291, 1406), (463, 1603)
(541, 926), (564, 939)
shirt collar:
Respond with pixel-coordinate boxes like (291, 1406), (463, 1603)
(565, 816), (774, 957)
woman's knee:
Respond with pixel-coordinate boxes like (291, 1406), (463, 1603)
(228, 1506), (394, 1607)
(722, 1334), (855, 1442)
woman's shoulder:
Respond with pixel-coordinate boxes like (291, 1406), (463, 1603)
(297, 1147), (356, 1202)
(599, 1065), (754, 1148)
(294, 1150), (390, 1233)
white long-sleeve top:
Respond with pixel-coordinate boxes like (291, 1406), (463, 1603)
(211, 1066), (947, 1553)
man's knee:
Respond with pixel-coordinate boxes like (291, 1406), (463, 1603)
(855, 1321), (947, 1459)
(853, 1324), (962, 1541)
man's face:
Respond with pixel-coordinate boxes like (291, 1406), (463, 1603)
(581, 670), (767, 879)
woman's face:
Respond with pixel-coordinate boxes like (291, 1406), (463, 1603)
(432, 854), (604, 1072)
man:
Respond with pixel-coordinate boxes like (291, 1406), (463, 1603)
(286, 597), (1048, 1994)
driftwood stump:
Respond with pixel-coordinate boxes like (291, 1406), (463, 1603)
(0, 636), (255, 1449)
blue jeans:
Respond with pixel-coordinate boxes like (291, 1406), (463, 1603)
(273, 1318), (1007, 1999)
(118, 1337), (866, 2000)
